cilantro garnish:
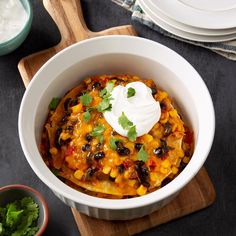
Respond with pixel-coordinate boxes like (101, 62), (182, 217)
(118, 112), (133, 130)
(83, 108), (93, 122)
(97, 81), (115, 113)
(109, 137), (121, 150)
(0, 197), (39, 236)
(127, 87), (136, 98)
(91, 124), (105, 143)
(49, 97), (60, 110)
(137, 145), (149, 162)
(97, 97), (113, 112)
(127, 126), (137, 142)
(80, 93), (92, 106)
(118, 112), (137, 141)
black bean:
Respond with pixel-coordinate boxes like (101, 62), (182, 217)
(136, 165), (150, 187)
(164, 122), (172, 136)
(64, 98), (71, 111)
(60, 114), (68, 124)
(82, 143), (91, 152)
(85, 133), (93, 142)
(116, 147), (130, 156)
(179, 161), (187, 171)
(85, 168), (97, 179)
(160, 102), (167, 110)
(66, 126), (74, 132)
(135, 143), (143, 151)
(86, 152), (94, 165)
(161, 178), (172, 187)
(55, 128), (62, 149)
(117, 164), (125, 174)
(92, 82), (101, 89)
(96, 143), (102, 151)
(69, 98), (78, 107)
(153, 147), (163, 157)
(94, 152), (105, 160)
(151, 87), (157, 96)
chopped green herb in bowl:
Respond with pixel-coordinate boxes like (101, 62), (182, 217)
(0, 185), (48, 236)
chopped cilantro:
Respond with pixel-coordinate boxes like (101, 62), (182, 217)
(80, 93), (92, 106)
(118, 112), (133, 130)
(127, 126), (137, 142)
(127, 87), (136, 98)
(137, 145), (149, 162)
(91, 125), (105, 143)
(49, 97), (60, 110)
(83, 108), (93, 122)
(109, 138), (121, 150)
(97, 97), (113, 112)
(0, 197), (39, 236)
(98, 81), (115, 113)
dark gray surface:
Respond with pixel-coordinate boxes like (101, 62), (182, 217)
(0, 0), (235, 235)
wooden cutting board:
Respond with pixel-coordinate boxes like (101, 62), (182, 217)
(18, 0), (216, 235)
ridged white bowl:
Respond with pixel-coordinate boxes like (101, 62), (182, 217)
(18, 36), (215, 220)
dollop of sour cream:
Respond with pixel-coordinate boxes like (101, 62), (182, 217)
(104, 82), (161, 137)
(0, 0), (28, 43)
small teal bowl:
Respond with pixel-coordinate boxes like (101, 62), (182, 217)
(0, 0), (33, 56)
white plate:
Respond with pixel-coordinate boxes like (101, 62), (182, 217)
(150, 0), (236, 29)
(144, 0), (236, 36)
(139, 0), (236, 42)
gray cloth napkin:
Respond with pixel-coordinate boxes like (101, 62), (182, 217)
(112, 0), (236, 60)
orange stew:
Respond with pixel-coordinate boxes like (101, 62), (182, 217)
(40, 75), (194, 198)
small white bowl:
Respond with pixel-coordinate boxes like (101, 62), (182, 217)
(18, 36), (215, 220)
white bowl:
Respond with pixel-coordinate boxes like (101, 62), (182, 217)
(18, 36), (215, 220)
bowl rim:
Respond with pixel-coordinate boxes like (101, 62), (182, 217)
(0, 184), (49, 235)
(18, 35), (215, 210)
(0, 0), (33, 48)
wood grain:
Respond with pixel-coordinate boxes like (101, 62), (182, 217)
(18, 0), (137, 86)
(18, 1), (215, 236)
(71, 167), (216, 236)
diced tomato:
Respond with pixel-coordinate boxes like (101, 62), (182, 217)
(184, 127), (193, 145)
(123, 159), (133, 170)
(65, 145), (75, 156)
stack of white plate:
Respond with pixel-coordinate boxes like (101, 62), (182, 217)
(138, 0), (236, 42)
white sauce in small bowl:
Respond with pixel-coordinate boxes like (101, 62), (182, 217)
(0, 0), (28, 43)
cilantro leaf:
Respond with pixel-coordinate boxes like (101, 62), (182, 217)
(127, 126), (137, 142)
(6, 204), (23, 228)
(99, 81), (115, 98)
(118, 112), (133, 130)
(91, 125), (105, 143)
(97, 97), (113, 112)
(80, 93), (92, 106)
(49, 97), (60, 110)
(109, 138), (121, 150)
(127, 87), (136, 98)
(137, 145), (149, 162)
(83, 108), (93, 122)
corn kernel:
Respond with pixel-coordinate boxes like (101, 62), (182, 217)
(71, 103), (83, 113)
(128, 179), (136, 187)
(136, 185), (147, 196)
(110, 168), (118, 178)
(74, 170), (84, 180)
(183, 156), (190, 164)
(123, 171), (130, 179)
(60, 132), (71, 140)
(85, 124), (93, 133)
(160, 167), (168, 174)
(150, 172), (158, 182)
(172, 166), (179, 175)
(102, 166), (111, 175)
(142, 134), (153, 143)
(115, 175), (123, 184)
(50, 147), (58, 155)
(161, 159), (171, 168)
(169, 109), (178, 118)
